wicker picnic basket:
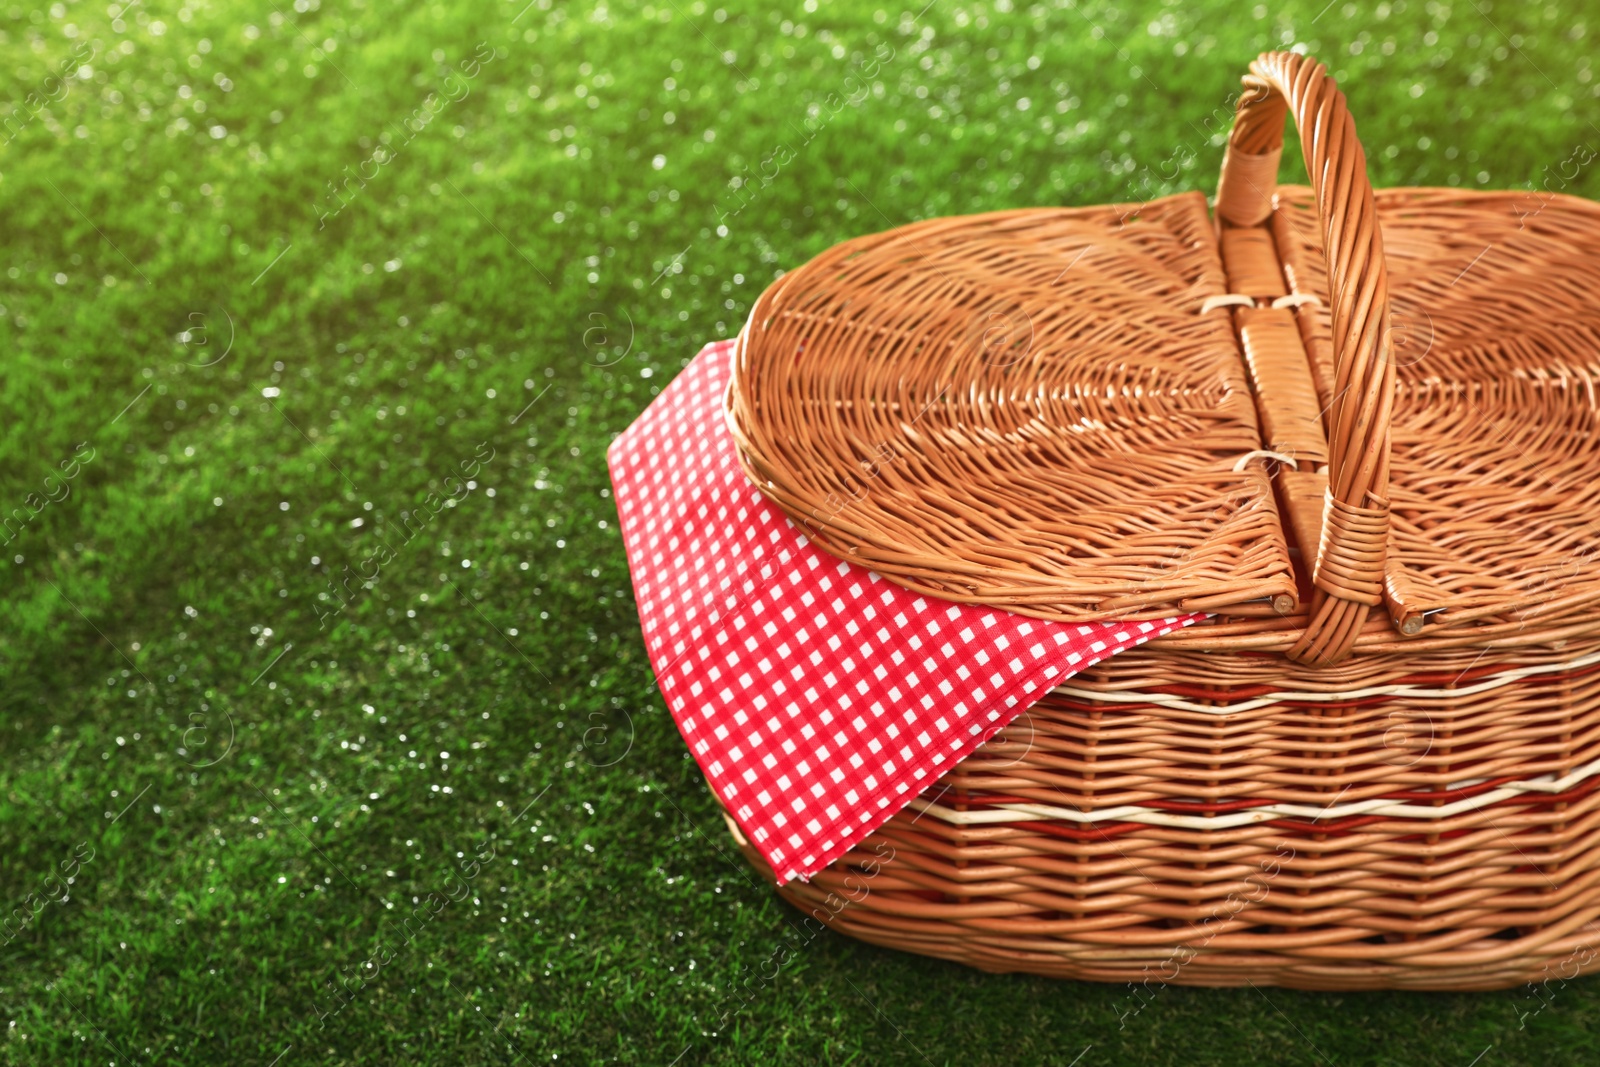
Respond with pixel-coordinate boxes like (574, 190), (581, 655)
(719, 52), (1600, 991)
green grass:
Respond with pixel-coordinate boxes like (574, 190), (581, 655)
(2, 0), (1598, 1063)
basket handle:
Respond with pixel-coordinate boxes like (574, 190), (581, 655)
(1214, 52), (1396, 666)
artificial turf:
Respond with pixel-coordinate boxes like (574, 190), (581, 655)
(2, 0), (1599, 1063)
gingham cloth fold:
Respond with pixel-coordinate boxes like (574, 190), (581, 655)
(607, 341), (1203, 883)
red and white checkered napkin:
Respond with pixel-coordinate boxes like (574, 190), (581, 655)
(607, 340), (1203, 883)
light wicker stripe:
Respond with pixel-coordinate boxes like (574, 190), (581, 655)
(1051, 647), (1600, 715)
(909, 756), (1600, 828)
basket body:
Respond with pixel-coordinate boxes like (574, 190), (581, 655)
(729, 634), (1600, 991)
(714, 54), (1600, 990)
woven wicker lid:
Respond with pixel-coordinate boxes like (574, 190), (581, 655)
(1274, 185), (1600, 637)
(728, 51), (1600, 664)
(727, 193), (1301, 619)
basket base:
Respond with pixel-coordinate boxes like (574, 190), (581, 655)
(733, 833), (1600, 993)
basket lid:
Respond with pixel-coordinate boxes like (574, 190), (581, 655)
(728, 51), (1600, 662)
(1273, 185), (1600, 638)
(726, 191), (1302, 622)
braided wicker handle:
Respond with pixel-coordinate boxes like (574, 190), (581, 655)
(1214, 52), (1396, 666)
